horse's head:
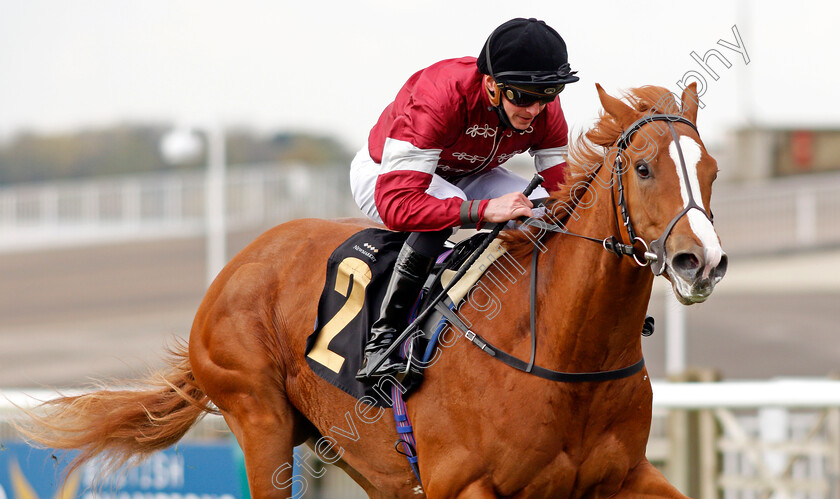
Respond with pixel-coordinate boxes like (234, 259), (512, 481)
(594, 83), (728, 304)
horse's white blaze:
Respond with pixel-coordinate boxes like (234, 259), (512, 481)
(669, 137), (723, 277)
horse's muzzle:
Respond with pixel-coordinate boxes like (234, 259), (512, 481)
(667, 245), (728, 304)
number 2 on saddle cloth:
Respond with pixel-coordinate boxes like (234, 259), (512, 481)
(305, 228), (420, 407)
(305, 227), (489, 407)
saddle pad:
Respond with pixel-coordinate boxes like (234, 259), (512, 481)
(305, 229), (508, 407)
(305, 228), (412, 407)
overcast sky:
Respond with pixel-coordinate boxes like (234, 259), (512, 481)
(0, 0), (836, 151)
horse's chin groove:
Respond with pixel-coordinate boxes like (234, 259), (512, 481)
(673, 290), (710, 305)
(666, 267), (715, 305)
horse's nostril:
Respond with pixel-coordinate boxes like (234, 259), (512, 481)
(713, 253), (729, 281)
(672, 252), (700, 275)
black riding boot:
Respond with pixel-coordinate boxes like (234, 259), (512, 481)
(356, 243), (435, 382)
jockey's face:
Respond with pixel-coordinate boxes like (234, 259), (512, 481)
(501, 96), (546, 130)
(485, 76), (547, 131)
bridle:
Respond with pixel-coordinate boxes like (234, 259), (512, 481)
(525, 113), (713, 276)
(613, 113), (712, 275)
(441, 113), (716, 382)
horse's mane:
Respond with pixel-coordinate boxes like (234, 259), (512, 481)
(500, 86), (681, 258)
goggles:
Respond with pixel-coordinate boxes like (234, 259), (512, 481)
(498, 83), (564, 107)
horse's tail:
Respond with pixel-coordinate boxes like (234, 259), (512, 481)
(15, 338), (216, 481)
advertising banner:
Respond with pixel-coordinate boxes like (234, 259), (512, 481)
(0, 441), (245, 499)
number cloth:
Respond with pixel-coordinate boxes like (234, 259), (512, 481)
(305, 228), (415, 406)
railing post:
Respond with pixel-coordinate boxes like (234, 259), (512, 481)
(759, 406), (789, 498)
(698, 379), (720, 499)
(666, 368), (720, 499)
(1, 190), (17, 228)
(164, 176), (183, 223)
(41, 186), (59, 228)
(795, 189), (817, 248)
(83, 183), (100, 224)
(245, 169), (265, 226)
(122, 179), (142, 229)
(665, 290), (687, 379)
(829, 372), (840, 498)
(829, 407), (840, 498)
(667, 405), (690, 494)
(666, 368), (691, 495)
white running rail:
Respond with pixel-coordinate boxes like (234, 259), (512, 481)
(1, 166), (839, 255)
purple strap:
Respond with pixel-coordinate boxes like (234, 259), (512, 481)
(392, 383), (422, 484)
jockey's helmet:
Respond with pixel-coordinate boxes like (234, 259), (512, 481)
(477, 18), (579, 99)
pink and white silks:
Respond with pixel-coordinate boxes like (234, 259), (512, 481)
(350, 57), (571, 232)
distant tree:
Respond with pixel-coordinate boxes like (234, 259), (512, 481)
(224, 130), (350, 167)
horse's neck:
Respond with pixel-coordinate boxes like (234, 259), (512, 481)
(537, 164), (654, 370)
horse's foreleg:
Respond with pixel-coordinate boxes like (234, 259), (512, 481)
(614, 460), (689, 499)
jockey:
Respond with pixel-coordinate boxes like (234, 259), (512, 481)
(352, 17), (579, 382)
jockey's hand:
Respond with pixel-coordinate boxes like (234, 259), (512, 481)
(483, 192), (534, 223)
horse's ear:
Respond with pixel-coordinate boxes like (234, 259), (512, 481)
(595, 83), (639, 128)
(680, 82), (699, 123)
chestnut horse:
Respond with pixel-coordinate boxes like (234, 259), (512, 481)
(20, 82), (726, 498)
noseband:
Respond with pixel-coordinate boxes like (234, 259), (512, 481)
(525, 113), (713, 276)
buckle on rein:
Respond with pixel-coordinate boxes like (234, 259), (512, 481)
(602, 236), (658, 267)
(464, 330), (490, 352)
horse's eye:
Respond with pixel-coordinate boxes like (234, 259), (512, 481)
(635, 162), (651, 179)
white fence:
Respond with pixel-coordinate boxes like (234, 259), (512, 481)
(0, 163), (357, 253)
(647, 379), (840, 499)
(712, 172), (840, 256)
(1, 166), (839, 255)
(3, 380), (840, 498)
